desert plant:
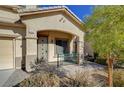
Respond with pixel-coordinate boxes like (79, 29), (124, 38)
(113, 69), (124, 87)
(31, 59), (66, 77)
(16, 72), (60, 87)
(95, 58), (107, 66)
(114, 60), (124, 68)
(16, 70), (101, 87)
(60, 70), (96, 87)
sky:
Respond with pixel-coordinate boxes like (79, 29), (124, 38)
(66, 5), (94, 21)
(41, 5), (94, 21)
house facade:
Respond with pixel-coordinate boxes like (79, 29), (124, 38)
(0, 5), (85, 72)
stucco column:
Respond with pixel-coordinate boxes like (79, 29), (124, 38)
(77, 36), (84, 64)
(25, 29), (37, 72)
(69, 35), (75, 54)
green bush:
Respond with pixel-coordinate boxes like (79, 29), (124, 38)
(114, 60), (124, 68)
(113, 69), (124, 87)
(95, 58), (107, 66)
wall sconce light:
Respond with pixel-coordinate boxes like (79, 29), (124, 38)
(51, 40), (54, 43)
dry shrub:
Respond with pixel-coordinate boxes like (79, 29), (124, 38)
(18, 72), (60, 87)
(91, 73), (107, 87)
(16, 70), (97, 87)
(113, 69), (124, 87)
(60, 70), (96, 87)
(31, 62), (66, 78)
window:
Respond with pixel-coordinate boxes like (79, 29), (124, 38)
(55, 39), (69, 55)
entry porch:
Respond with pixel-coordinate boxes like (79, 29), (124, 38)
(37, 30), (80, 64)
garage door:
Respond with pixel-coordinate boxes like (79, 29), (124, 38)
(0, 38), (14, 70)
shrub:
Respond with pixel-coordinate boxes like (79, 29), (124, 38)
(114, 60), (124, 68)
(31, 60), (66, 77)
(60, 71), (96, 87)
(113, 69), (124, 87)
(95, 58), (107, 66)
(16, 72), (60, 87)
(16, 70), (98, 87)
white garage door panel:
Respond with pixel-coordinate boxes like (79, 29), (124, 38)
(0, 38), (13, 70)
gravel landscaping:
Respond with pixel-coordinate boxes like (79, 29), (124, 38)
(15, 61), (108, 87)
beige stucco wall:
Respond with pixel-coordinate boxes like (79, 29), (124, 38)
(0, 26), (26, 69)
(0, 6), (20, 23)
(23, 13), (84, 37)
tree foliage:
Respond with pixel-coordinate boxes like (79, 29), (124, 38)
(85, 6), (124, 59)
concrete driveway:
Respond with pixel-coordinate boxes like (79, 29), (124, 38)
(0, 69), (15, 87)
(0, 69), (30, 87)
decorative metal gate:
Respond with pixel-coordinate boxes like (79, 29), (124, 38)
(38, 36), (48, 62)
(56, 53), (79, 67)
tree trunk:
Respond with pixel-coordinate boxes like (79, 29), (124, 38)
(107, 57), (113, 87)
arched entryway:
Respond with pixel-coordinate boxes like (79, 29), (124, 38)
(37, 30), (79, 63)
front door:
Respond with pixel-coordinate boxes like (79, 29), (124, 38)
(56, 39), (69, 61)
(38, 36), (48, 62)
